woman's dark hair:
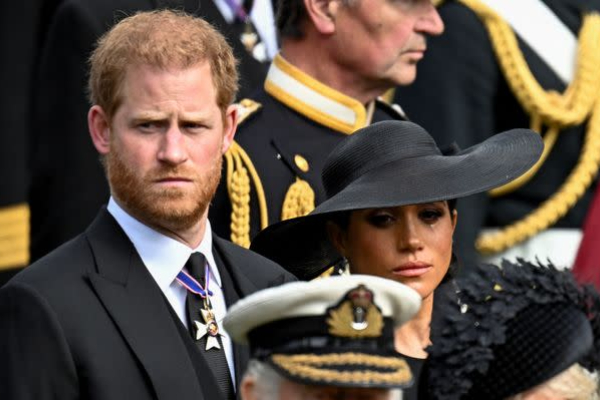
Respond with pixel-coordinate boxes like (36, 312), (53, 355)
(328, 199), (458, 230)
(447, 199), (457, 214)
(327, 210), (351, 230)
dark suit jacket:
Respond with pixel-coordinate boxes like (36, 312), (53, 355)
(0, 209), (295, 400)
(28, 0), (270, 263)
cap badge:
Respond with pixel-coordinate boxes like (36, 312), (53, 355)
(326, 284), (383, 338)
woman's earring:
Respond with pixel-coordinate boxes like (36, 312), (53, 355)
(341, 257), (350, 275)
(316, 257), (349, 279)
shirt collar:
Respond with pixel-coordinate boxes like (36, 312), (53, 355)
(107, 198), (222, 291)
(264, 54), (373, 134)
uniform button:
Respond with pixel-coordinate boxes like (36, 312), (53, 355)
(294, 154), (310, 173)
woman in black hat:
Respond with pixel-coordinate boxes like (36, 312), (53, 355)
(250, 120), (543, 398)
(426, 259), (600, 400)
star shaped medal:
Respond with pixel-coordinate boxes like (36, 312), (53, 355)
(193, 304), (226, 350)
(176, 261), (223, 351)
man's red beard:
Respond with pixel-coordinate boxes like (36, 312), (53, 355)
(104, 143), (222, 232)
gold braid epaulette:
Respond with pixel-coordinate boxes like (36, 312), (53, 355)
(224, 99), (268, 248)
(457, 0), (600, 254)
(281, 178), (315, 221)
(0, 203), (30, 269)
(271, 353), (412, 386)
(478, 98), (600, 254)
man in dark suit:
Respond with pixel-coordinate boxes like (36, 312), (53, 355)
(0, 10), (294, 400)
(28, 0), (276, 266)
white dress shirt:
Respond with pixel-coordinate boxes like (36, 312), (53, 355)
(107, 198), (236, 385)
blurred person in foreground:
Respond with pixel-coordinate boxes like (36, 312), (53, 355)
(0, 10), (294, 400)
(223, 274), (422, 400)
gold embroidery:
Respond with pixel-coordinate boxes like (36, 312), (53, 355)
(327, 285), (383, 338)
(281, 178), (315, 221)
(236, 99), (261, 124)
(271, 353), (412, 385)
(265, 55), (368, 134)
(224, 99), (267, 247)
(0, 203), (29, 269)
(225, 141), (269, 248)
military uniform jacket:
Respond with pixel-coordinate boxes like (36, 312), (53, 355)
(209, 54), (407, 246)
(395, 0), (600, 266)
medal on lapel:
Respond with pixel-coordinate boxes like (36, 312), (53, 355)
(223, 0), (267, 62)
(193, 298), (226, 350)
(176, 264), (225, 351)
(241, 22), (258, 54)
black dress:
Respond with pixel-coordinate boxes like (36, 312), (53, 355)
(403, 355), (427, 400)
(411, 279), (460, 399)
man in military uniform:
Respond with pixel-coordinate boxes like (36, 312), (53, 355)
(223, 274), (422, 400)
(395, 0), (600, 269)
(209, 0), (444, 247)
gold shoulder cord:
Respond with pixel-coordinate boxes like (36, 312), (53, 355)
(457, 0), (600, 254)
(225, 100), (268, 248)
(281, 178), (315, 221)
(271, 353), (412, 386)
(0, 203), (29, 270)
(225, 98), (317, 247)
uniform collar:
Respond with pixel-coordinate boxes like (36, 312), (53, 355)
(107, 197), (222, 291)
(264, 54), (374, 134)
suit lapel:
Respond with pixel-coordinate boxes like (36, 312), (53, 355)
(85, 210), (205, 400)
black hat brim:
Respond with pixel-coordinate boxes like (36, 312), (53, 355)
(251, 129), (543, 280)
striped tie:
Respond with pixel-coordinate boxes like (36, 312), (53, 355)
(184, 252), (234, 400)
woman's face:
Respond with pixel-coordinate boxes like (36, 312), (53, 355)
(329, 202), (457, 299)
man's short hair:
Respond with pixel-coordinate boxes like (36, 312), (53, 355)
(88, 9), (238, 121)
(276, 0), (356, 39)
(276, 0), (307, 39)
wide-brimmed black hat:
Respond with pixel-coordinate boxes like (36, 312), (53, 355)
(250, 120), (544, 279)
(223, 275), (422, 388)
(425, 259), (600, 400)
